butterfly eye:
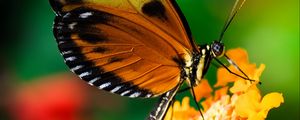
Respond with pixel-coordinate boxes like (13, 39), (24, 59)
(211, 41), (225, 58)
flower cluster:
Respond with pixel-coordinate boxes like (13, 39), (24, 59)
(164, 48), (284, 120)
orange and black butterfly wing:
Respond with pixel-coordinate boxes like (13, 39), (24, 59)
(50, 0), (195, 98)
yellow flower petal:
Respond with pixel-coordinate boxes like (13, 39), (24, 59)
(181, 97), (190, 110)
(164, 97), (199, 120)
(230, 79), (250, 94)
(253, 64), (266, 81)
(260, 92), (284, 109)
(248, 113), (265, 120)
(234, 88), (261, 118)
(173, 101), (181, 111)
(164, 107), (172, 120)
(230, 64), (265, 93)
(246, 92), (284, 120)
(259, 93), (284, 117)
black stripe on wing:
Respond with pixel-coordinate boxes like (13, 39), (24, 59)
(53, 7), (154, 98)
(49, 0), (83, 15)
(169, 0), (198, 51)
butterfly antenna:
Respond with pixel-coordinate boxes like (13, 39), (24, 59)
(219, 0), (246, 42)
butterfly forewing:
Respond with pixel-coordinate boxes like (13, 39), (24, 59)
(50, 0), (195, 98)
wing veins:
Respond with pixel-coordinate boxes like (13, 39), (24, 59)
(101, 57), (142, 73)
(130, 68), (179, 96)
(127, 64), (162, 81)
(104, 14), (184, 61)
(85, 49), (134, 61)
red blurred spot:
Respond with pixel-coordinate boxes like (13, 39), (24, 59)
(9, 73), (88, 120)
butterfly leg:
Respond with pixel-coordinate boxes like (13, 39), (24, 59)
(147, 81), (183, 120)
(213, 57), (261, 84)
(190, 82), (205, 120)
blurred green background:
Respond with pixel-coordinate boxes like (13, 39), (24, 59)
(0, 0), (298, 120)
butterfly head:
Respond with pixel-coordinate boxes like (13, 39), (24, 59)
(211, 41), (225, 58)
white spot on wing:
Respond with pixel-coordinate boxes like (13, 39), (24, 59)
(64, 13), (71, 18)
(70, 65), (83, 72)
(58, 41), (65, 45)
(110, 86), (123, 93)
(146, 94), (152, 98)
(79, 12), (92, 18)
(88, 77), (100, 85)
(79, 71), (91, 78)
(68, 22), (77, 30)
(61, 50), (73, 55)
(65, 56), (76, 61)
(56, 26), (62, 29)
(129, 92), (141, 98)
(121, 90), (131, 96)
(99, 82), (111, 89)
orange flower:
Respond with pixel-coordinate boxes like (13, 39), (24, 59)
(165, 48), (284, 120)
(215, 48), (259, 87)
(229, 63), (264, 94)
(201, 86), (229, 112)
(234, 87), (284, 120)
(192, 79), (213, 102)
(164, 97), (200, 120)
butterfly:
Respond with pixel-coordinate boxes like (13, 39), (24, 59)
(49, 0), (251, 119)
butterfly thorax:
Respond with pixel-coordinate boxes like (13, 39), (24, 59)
(187, 41), (225, 87)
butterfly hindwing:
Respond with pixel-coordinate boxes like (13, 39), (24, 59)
(50, 0), (194, 98)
